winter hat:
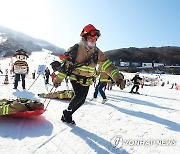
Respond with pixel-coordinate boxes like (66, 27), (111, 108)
(80, 24), (101, 38)
(14, 49), (29, 58)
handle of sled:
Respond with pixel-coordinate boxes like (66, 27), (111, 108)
(65, 78), (69, 91)
(44, 86), (57, 110)
(43, 86), (55, 103)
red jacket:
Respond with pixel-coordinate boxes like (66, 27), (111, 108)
(51, 72), (56, 81)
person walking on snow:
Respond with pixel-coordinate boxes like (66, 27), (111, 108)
(90, 67), (111, 104)
(129, 72), (142, 94)
(0, 69), (3, 74)
(45, 67), (50, 84)
(51, 72), (56, 82)
(53, 24), (125, 124)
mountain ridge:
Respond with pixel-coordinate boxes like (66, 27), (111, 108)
(0, 25), (66, 57)
(1, 25), (180, 67)
(105, 46), (180, 65)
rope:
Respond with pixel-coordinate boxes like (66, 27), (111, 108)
(28, 74), (40, 90)
(44, 87), (57, 110)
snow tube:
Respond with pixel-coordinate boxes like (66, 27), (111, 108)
(7, 109), (46, 118)
(0, 98), (45, 118)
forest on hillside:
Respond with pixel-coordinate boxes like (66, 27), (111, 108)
(105, 46), (180, 65)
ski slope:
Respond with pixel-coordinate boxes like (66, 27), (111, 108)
(0, 51), (180, 154)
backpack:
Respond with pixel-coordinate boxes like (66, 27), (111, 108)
(51, 44), (99, 76)
(65, 44), (99, 66)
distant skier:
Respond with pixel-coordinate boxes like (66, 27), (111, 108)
(13, 49), (29, 89)
(32, 70), (36, 79)
(129, 72), (142, 94)
(170, 83), (174, 89)
(0, 69), (3, 74)
(45, 67), (50, 84)
(161, 82), (165, 86)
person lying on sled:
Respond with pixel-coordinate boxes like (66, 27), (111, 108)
(0, 98), (44, 116)
(38, 90), (74, 100)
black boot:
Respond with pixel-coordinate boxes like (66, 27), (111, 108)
(61, 110), (75, 124)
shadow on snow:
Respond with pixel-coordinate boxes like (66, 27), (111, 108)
(0, 116), (53, 139)
(71, 126), (128, 154)
(106, 103), (180, 132)
(107, 94), (175, 111)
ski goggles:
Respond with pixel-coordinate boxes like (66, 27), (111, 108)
(88, 30), (101, 37)
(82, 29), (101, 38)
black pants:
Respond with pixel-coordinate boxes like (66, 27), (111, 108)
(68, 80), (89, 114)
(130, 85), (139, 92)
(32, 73), (35, 79)
(45, 75), (49, 84)
(14, 74), (26, 89)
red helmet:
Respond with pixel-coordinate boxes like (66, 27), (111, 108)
(80, 24), (101, 38)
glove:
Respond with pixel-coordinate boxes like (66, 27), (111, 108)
(116, 79), (125, 90)
(53, 77), (61, 88)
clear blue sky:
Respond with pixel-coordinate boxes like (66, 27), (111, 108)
(0, 0), (180, 51)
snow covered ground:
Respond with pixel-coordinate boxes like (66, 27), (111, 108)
(0, 51), (180, 154)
